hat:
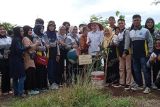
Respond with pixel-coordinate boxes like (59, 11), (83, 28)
(87, 21), (103, 31)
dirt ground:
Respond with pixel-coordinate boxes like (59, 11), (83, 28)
(104, 86), (160, 107)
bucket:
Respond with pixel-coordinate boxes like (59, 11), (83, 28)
(91, 71), (104, 89)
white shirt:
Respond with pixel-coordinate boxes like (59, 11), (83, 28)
(0, 36), (12, 49)
(87, 31), (104, 56)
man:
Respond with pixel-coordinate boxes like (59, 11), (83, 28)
(87, 22), (104, 70)
(113, 19), (132, 90)
(125, 14), (153, 94)
(108, 16), (116, 32)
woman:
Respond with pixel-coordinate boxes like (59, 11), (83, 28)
(102, 27), (119, 86)
(66, 26), (79, 84)
(57, 25), (68, 85)
(10, 26), (26, 97)
(145, 18), (159, 89)
(46, 21), (60, 89)
(145, 18), (159, 44)
(23, 25), (40, 95)
(33, 25), (48, 91)
(79, 26), (89, 55)
(0, 25), (12, 95)
(147, 39), (160, 90)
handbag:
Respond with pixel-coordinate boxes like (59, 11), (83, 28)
(35, 54), (48, 66)
(34, 37), (48, 66)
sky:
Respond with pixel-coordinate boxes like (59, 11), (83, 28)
(0, 0), (160, 29)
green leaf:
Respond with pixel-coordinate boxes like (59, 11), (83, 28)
(116, 11), (120, 17)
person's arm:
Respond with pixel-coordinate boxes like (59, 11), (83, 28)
(13, 39), (28, 56)
(124, 30), (130, 55)
(22, 37), (39, 50)
(99, 31), (104, 45)
(65, 37), (72, 50)
(146, 30), (153, 54)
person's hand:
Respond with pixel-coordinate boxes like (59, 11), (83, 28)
(59, 40), (66, 46)
(50, 42), (57, 47)
(150, 56), (156, 62)
(122, 53), (127, 59)
(72, 44), (78, 48)
(35, 41), (41, 46)
(38, 46), (46, 51)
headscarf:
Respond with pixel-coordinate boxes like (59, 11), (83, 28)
(102, 27), (113, 48)
(46, 21), (57, 41)
(145, 18), (155, 34)
(33, 25), (44, 37)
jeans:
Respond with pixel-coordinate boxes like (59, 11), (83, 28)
(132, 57), (151, 87)
(13, 76), (26, 96)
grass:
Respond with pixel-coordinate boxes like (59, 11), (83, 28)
(8, 82), (134, 107)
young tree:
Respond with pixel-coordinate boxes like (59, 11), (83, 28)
(115, 11), (125, 19)
(90, 15), (108, 27)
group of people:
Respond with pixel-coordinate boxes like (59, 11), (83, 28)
(0, 14), (160, 98)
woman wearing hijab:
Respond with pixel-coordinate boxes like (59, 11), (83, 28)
(33, 25), (48, 91)
(10, 26), (27, 97)
(46, 21), (60, 89)
(57, 25), (68, 85)
(145, 18), (160, 89)
(145, 18), (159, 44)
(66, 26), (79, 84)
(102, 27), (119, 86)
(0, 25), (12, 95)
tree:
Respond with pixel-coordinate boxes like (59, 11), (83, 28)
(90, 15), (108, 27)
(115, 11), (125, 19)
(155, 23), (160, 30)
(89, 11), (125, 28)
(0, 22), (15, 32)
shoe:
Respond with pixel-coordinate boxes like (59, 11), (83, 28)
(19, 94), (26, 98)
(50, 83), (59, 90)
(143, 87), (151, 94)
(9, 91), (13, 94)
(130, 81), (137, 88)
(152, 83), (158, 90)
(157, 88), (160, 91)
(124, 85), (130, 90)
(112, 84), (123, 88)
(28, 90), (39, 95)
(131, 84), (143, 91)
